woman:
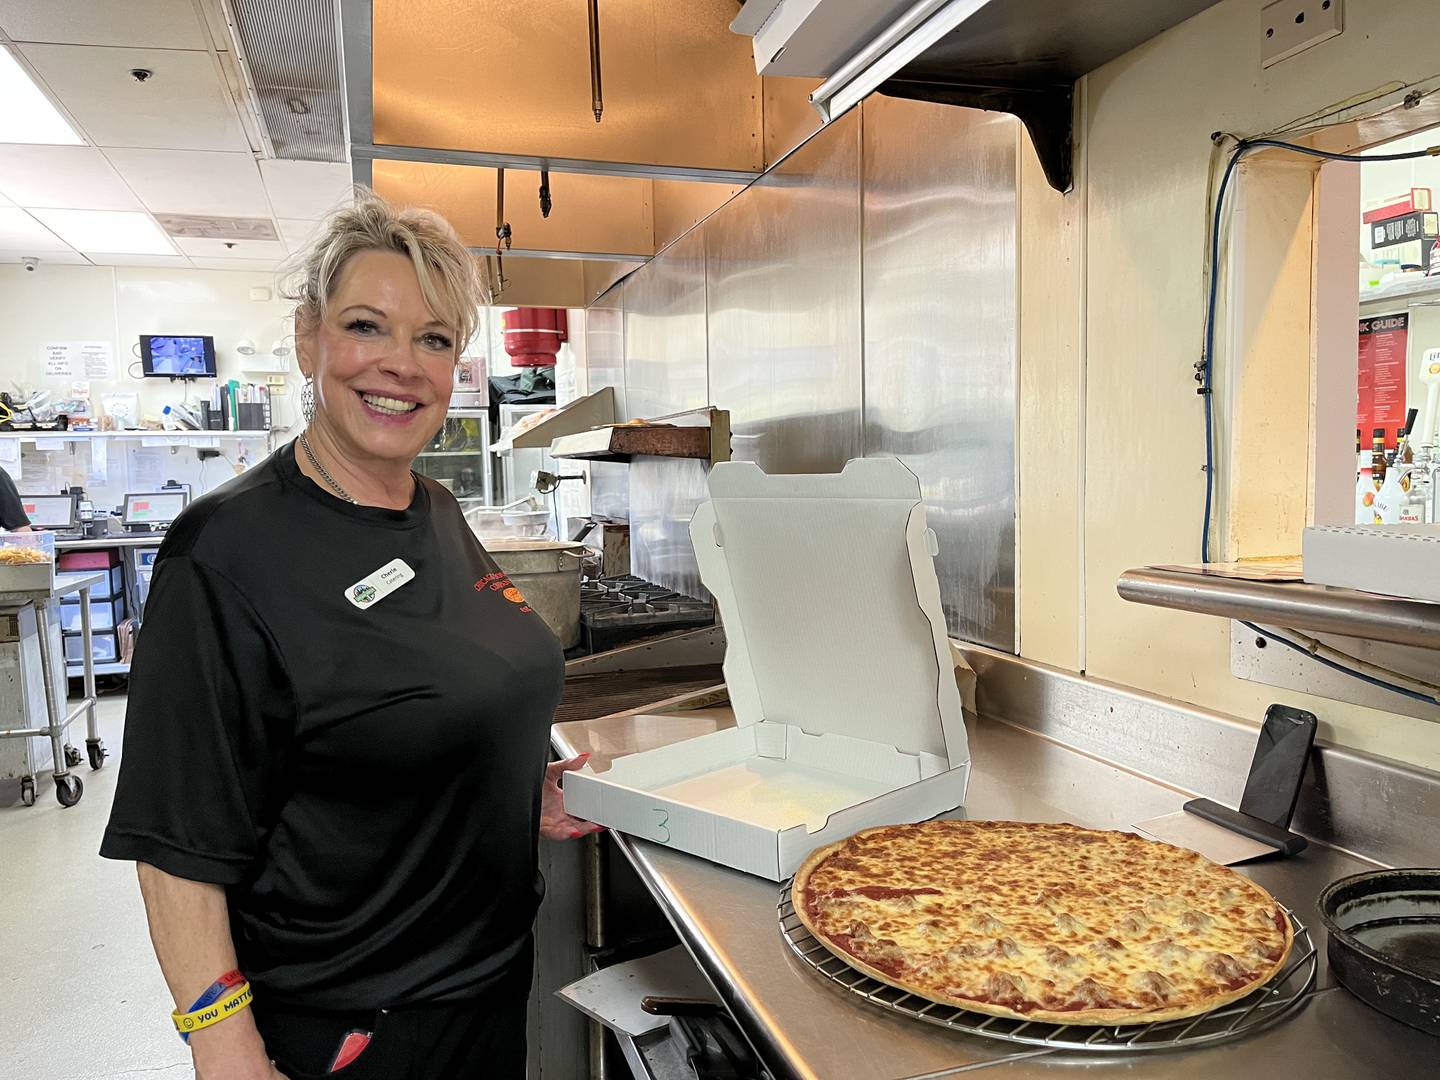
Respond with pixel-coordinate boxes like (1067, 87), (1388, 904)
(0, 465), (31, 531)
(101, 194), (599, 1080)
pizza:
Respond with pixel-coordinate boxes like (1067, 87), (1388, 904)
(791, 820), (1293, 1025)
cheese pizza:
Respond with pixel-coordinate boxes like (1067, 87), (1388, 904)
(792, 820), (1293, 1025)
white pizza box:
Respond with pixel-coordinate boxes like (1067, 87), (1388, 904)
(562, 458), (971, 881)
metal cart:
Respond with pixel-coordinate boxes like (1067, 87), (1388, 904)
(0, 572), (106, 807)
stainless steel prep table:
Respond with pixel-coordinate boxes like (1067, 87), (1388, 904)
(1, 571), (105, 806)
(551, 712), (1435, 1079)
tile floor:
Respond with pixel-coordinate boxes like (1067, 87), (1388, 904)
(0, 694), (192, 1080)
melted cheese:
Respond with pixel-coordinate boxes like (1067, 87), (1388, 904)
(798, 821), (1289, 1019)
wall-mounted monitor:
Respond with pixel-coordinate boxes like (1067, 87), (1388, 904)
(140, 335), (217, 378)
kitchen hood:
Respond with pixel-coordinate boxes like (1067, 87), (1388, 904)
(731, 0), (1224, 191)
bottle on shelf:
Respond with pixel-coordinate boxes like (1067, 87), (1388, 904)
(1371, 428), (1388, 480)
(1374, 461), (1409, 525)
(1355, 429), (1375, 524)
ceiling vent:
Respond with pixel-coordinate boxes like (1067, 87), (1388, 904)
(157, 214), (280, 241)
(224, 0), (346, 162)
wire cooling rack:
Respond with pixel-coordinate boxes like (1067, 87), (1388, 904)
(777, 882), (1318, 1054)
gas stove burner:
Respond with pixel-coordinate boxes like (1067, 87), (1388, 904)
(579, 573), (715, 652)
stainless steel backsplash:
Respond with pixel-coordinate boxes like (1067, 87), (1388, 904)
(584, 98), (1018, 647)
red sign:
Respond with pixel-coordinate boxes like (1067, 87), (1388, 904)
(1358, 313), (1409, 449)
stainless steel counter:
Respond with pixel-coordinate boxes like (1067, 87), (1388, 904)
(551, 713), (1436, 1079)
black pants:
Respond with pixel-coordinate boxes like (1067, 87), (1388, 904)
(253, 958), (531, 1080)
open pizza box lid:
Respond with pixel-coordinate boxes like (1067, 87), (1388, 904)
(562, 458), (971, 881)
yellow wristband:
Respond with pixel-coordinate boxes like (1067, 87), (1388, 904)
(172, 981), (253, 1038)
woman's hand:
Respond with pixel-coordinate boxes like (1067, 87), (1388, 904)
(540, 754), (605, 841)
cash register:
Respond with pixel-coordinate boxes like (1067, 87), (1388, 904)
(122, 490), (189, 535)
(19, 492), (81, 537)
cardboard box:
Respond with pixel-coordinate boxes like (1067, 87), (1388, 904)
(562, 459), (972, 880)
(1303, 524), (1440, 602)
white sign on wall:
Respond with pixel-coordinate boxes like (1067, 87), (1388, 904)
(39, 340), (115, 381)
(80, 341), (115, 380)
(41, 342), (75, 377)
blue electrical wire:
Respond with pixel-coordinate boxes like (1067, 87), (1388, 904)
(1199, 137), (1440, 563)
(1240, 621), (1438, 705)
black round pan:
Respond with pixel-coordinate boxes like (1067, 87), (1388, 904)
(1319, 869), (1440, 1036)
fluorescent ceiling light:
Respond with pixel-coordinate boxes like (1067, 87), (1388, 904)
(28, 209), (177, 255)
(0, 47), (84, 145)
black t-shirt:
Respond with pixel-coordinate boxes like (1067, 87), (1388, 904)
(100, 442), (565, 1009)
(0, 467), (29, 530)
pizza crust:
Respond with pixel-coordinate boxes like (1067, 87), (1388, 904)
(790, 821), (1294, 1026)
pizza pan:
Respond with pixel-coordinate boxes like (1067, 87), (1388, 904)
(1319, 869), (1440, 1037)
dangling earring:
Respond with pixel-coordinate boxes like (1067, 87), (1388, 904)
(301, 378), (315, 425)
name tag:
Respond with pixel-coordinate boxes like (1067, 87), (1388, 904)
(345, 558), (415, 610)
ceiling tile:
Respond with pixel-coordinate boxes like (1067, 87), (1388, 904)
(258, 160), (353, 220)
(105, 149), (268, 217)
(0, 248), (88, 265)
(276, 217), (322, 252)
(188, 256), (284, 272)
(0, 206), (71, 251)
(83, 252), (191, 267)
(0, 144), (142, 210)
(29, 207), (176, 254)
(19, 44), (248, 152)
(0, 0), (209, 49)
(174, 236), (287, 260)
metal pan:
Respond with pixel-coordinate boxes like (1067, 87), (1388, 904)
(1319, 869), (1440, 1036)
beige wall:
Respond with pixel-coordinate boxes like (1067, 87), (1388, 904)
(1017, 0), (1440, 769)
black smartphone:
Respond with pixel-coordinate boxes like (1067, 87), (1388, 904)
(1238, 705), (1318, 827)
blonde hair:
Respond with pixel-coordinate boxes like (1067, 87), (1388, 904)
(285, 189), (480, 355)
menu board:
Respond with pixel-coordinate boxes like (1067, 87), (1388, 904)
(1358, 313), (1408, 449)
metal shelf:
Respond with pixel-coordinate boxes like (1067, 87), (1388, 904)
(1117, 565), (1440, 650)
(550, 406), (731, 465)
(67, 662), (128, 676)
(2, 430), (271, 445)
(1359, 275), (1440, 308)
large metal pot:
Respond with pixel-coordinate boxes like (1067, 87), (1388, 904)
(487, 539), (585, 648)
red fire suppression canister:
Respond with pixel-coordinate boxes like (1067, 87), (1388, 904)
(500, 307), (568, 367)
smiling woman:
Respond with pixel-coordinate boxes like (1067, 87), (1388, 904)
(284, 195), (480, 509)
(99, 191), (601, 1080)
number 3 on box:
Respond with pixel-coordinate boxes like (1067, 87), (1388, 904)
(653, 808), (670, 844)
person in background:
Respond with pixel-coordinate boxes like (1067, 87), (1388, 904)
(0, 466), (31, 531)
(101, 193), (600, 1080)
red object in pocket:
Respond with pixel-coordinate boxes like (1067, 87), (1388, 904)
(327, 1030), (372, 1073)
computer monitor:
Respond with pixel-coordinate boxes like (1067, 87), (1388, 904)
(139, 335), (217, 378)
(20, 493), (78, 531)
(122, 491), (189, 530)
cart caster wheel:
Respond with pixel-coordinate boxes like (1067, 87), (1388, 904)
(64, 744), (83, 769)
(20, 777), (36, 807)
(55, 775), (83, 808)
(87, 740), (108, 770)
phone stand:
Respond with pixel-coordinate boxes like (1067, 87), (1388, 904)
(1182, 798), (1308, 857)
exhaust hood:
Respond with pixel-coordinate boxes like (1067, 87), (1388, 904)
(731, 0), (1224, 191)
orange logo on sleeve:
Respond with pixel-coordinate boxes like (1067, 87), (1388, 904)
(502, 586), (526, 604)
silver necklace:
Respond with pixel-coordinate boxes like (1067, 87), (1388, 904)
(298, 432), (357, 504)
